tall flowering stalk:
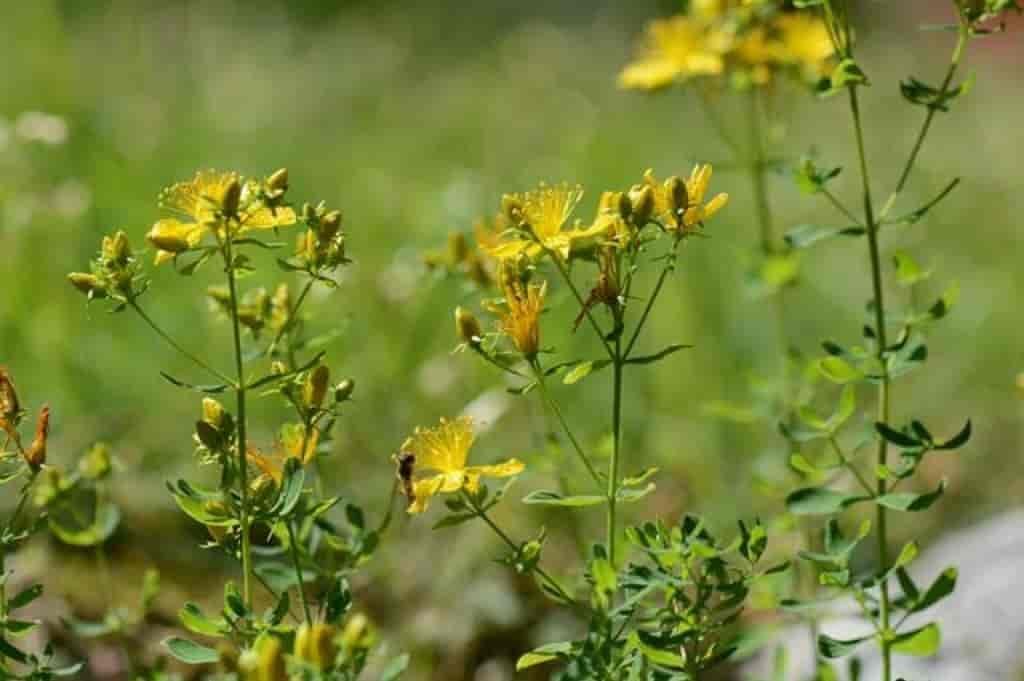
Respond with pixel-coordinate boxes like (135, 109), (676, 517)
(70, 169), (406, 679)
(411, 170), (787, 678)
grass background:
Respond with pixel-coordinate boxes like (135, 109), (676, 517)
(1, 1), (1021, 678)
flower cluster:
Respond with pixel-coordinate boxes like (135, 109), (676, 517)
(620, 1), (834, 91)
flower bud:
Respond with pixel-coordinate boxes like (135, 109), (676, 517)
(617, 192), (633, 220)
(455, 307), (482, 346)
(665, 176), (688, 214)
(294, 623), (339, 671)
(271, 361), (288, 376)
(67, 272), (107, 299)
(24, 405), (49, 470)
(79, 442), (112, 480)
(202, 398), (226, 428)
(249, 474), (278, 506)
(220, 177), (242, 216)
(0, 367), (22, 420)
(334, 378), (355, 402)
(341, 613), (375, 652)
(217, 642), (240, 673)
(103, 231), (132, 264)
(501, 195), (523, 222)
(267, 168), (289, 194)
(254, 636), (287, 681)
(630, 185), (655, 225)
(447, 231), (469, 264)
(303, 365), (330, 410)
(319, 210), (343, 241)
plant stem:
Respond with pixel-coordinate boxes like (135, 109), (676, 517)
(462, 492), (578, 607)
(607, 336), (623, 566)
(623, 243), (678, 360)
(130, 301), (235, 386)
(847, 81), (893, 681)
(547, 251), (615, 360)
(530, 363), (602, 487)
(748, 90), (775, 257)
(223, 233), (254, 610)
(268, 277), (315, 361)
(885, 22), (970, 216)
(286, 520), (313, 624)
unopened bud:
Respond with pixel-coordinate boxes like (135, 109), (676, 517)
(0, 367), (20, 420)
(103, 231), (132, 264)
(68, 272), (107, 299)
(202, 398), (226, 428)
(334, 378), (355, 402)
(341, 613), (375, 651)
(220, 178), (242, 216)
(665, 176), (688, 214)
(271, 361), (288, 376)
(25, 405), (49, 470)
(254, 636), (287, 681)
(630, 186), (655, 225)
(455, 307), (482, 346)
(294, 623), (338, 671)
(250, 474), (278, 506)
(267, 168), (289, 193)
(616, 192), (633, 220)
(303, 365), (330, 410)
(447, 232), (469, 264)
(79, 442), (112, 480)
(501, 195), (523, 222)
(147, 222), (192, 254)
(217, 642), (240, 673)
(319, 210), (342, 241)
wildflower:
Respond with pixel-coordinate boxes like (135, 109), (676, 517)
(488, 280), (547, 359)
(395, 416), (524, 514)
(619, 15), (724, 91)
(24, 405), (49, 470)
(639, 165), (728, 234)
(774, 12), (835, 78)
(148, 170), (297, 265)
(485, 184), (607, 261)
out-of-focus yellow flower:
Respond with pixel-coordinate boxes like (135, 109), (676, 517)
(486, 183), (607, 261)
(396, 416), (524, 514)
(489, 280), (547, 358)
(774, 12), (835, 77)
(148, 170), (297, 265)
(619, 16), (724, 91)
(639, 165), (728, 234)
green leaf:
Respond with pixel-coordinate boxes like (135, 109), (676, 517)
(179, 602), (227, 637)
(785, 224), (864, 249)
(516, 641), (573, 670)
(7, 583), (43, 611)
(159, 372), (229, 394)
(885, 178), (960, 226)
(522, 490), (606, 507)
(927, 282), (960, 321)
(895, 541), (919, 569)
(786, 487), (869, 515)
(893, 251), (932, 287)
(876, 479), (946, 512)
(562, 359), (611, 384)
(0, 637), (28, 663)
(818, 633), (872, 659)
(48, 500), (120, 547)
(935, 419), (971, 450)
(624, 344), (692, 366)
(891, 623), (941, 656)
(818, 356), (864, 384)
(622, 467), (658, 487)
(831, 59), (869, 88)
(380, 653), (411, 681)
(162, 637), (219, 665)
(910, 567), (957, 614)
(617, 483), (655, 503)
(875, 422), (922, 449)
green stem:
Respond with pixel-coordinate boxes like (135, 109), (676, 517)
(462, 491), (578, 608)
(530, 362), (601, 487)
(268, 277), (315, 362)
(884, 22), (970, 216)
(286, 520), (313, 625)
(223, 233), (254, 610)
(130, 301), (235, 386)
(623, 243), (678, 360)
(607, 337), (623, 566)
(847, 79), (893, 681)
(547, 250), (615, 360)
(748, 90), (775, 257)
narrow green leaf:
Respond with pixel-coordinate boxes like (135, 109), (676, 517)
(516, 642), (573, 670)
(891, 623), (941, 656)
(818, 632), (872, 659)
(786, 487), (869, 515)
(522, 490), (606, 507)
(624, 344), (692, 366)
(162, 637), (219, 665)
(875, 479), (946, 512)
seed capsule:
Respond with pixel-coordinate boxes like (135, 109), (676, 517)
(220, 177), (242, 217)
(630, 185), (655, 225)
(665, 176), (688, 214)
(267, 168), (289, 193)
(294, 623), (338, 671)
(334, 378), (355, 402)
(24, 405), (49, 470)
(304, 365), (330, 410)
(319, 210), (342, 241)
(67, 272), (107, 298)
(254, 636), (287, 681)
(0, 368), (21, 420)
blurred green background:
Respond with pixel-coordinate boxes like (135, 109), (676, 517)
(1, 1), (1021, 679)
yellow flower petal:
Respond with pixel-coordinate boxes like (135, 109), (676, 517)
(703, 193), (728, 220)
(467, 459), (525, 479)
(408, 475), (445, 514)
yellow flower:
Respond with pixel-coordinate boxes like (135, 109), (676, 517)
(396, 416), (524, 514)
(639, 165), (728, 233)
(488, 279), (547, 358)
(147, 170), (297, 265)
(619, 16), (724, 91)
(774, 12), (835, 77)
(485, 183), (607, 261)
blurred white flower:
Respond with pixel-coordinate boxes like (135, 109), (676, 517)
(14, 112), (68, 145)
